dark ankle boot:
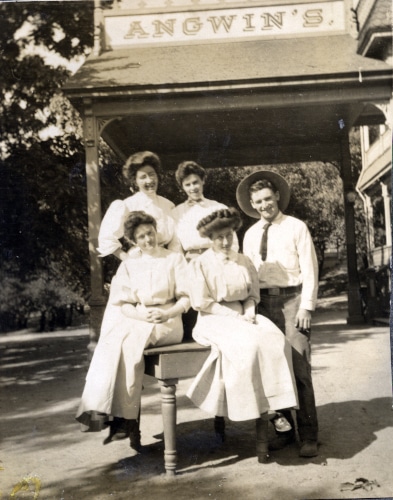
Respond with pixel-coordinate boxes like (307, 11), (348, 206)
(103, 417), (136, 445)
(130, 420), (141, 451)
(256, 417), (269, 463)
(214, 416), (226, 443)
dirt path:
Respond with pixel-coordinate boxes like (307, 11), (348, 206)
(1, 295), (392, 499)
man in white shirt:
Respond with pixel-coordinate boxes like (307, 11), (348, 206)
(238, 170), (319, 458)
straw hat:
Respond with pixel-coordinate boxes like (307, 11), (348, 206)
(236, 170), (290, 218)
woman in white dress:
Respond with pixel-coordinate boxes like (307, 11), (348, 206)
(171, 160), (239, 343)
(97, 151), (180, 261)
(76, 211), (189, 447)
(186, 208), (298, 462)
(171, 161), (239, 259)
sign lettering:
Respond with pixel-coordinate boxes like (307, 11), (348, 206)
(303, 9), (324, 27)
(207, 15), (237, 34)
(152, 19), (176, 37)
(105, 2), (345, 48)
(261, 12), (286, 30)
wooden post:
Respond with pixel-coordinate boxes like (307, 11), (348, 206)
(340, 131), (365, 324)
(83, 99), (106, 353)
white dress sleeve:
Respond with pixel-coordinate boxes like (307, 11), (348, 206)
(172, 252), (191, 312)
(108, 261), (135, 305)
(97, 200), (128, 257)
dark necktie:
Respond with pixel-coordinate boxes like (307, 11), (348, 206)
(260, 222), (272, 261)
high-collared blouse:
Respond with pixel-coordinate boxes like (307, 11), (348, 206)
(243, 211), (318, 311)
(187, 248), (259, 315)
(97, 191), (178, 257)
(110, 247), (190, 312)
(172, 197), (239, 252)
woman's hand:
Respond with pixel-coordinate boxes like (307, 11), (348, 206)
(242, 298), (256, 324)
(240, 313), (256, 324)
(131, 307), (155, 322)
(149, 309), (169, 324)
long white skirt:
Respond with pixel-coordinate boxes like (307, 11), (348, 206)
(76, 303), (183, 428)
(187, 308), (298, 421)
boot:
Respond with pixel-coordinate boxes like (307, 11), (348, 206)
(103, 417), (136, 445)
(130, 421), (142, 451)
(214, 416), (226, 443)
(256, 417), (269, 463)
(268, 410), (296, 451)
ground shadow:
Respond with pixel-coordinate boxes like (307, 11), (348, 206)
(2, 318), (392, 499)
(80, 394), (393, 475)
(37, 396), (393, 499)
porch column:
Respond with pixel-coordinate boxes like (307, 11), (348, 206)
(83, 99), (106, 353)
(340, 132), (364, 324)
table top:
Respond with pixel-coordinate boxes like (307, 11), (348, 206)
(144, 340), (210, 357)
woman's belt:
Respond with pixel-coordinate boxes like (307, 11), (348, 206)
(136, 299), (175, 307)
(185, 248), (208, 260)
(185, 248), (208, 255)
(259, 285), (301, 296)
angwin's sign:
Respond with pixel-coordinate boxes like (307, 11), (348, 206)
(104, 2), (346, 48)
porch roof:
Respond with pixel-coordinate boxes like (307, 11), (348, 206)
(64, 34), (391, 167)
(65, 34), (391, 95)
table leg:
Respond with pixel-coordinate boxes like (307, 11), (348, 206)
(159, 378), (178, 476)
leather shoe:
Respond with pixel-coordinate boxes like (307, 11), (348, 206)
(268, 430), (295, 451)
(103, 417), (136, 445)
(299, 440), (318, 457)
(214, 416), (226, 443)
(271, 413), (292, 433)
(130, 422), (142, 452)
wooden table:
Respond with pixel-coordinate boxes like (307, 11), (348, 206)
(143, 341), (210, 476)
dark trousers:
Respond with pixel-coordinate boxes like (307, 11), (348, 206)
(182, 308), (198, 341)
(258, 292), (318, 442)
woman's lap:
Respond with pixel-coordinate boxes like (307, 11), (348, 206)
(193, 314), (286, 353)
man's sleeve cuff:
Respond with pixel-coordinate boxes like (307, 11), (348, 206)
(300, 299), (316, 312)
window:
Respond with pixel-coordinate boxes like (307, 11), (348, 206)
(371, 186), (386, 247)
(368, 125), (380, 146)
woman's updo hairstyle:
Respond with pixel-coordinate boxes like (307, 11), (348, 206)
(124, 211), (157, 242)
(122, 151), (161, 191)
(175, 161), (207, 187)
(197, 207), (242, 239)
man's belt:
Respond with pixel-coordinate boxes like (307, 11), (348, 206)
(260, 285), (301, 296)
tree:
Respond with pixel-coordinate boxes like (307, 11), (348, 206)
(0, 2), (94, 330)
(0, 2), (93, 154)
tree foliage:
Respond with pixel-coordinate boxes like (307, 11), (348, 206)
(0, 1), (94, 331)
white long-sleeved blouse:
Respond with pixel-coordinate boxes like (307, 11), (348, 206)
(97, 191), (178, 256)
(110, 247), (190, 312)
